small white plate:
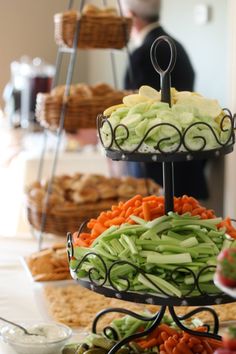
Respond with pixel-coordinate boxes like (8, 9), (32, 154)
(214, 273), (236, 298)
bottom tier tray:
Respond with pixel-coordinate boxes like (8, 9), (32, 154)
(67, 236), (236, 350)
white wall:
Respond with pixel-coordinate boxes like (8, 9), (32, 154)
(87, 0), (229, 105)
(0, 0), (88, 106)
(86, 0), (230, 215)
(161, 0), (229, 216)
(161, 0), (228, 106)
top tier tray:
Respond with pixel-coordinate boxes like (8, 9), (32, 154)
(97, 35), (235, 163)
(97, 111), (235, 163)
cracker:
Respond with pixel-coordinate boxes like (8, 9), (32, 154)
(26, 246), (70, 281)
(44, 284), (149, 329)
(44, 284), (236, 329)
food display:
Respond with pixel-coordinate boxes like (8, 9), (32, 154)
(54, 4), (132, 49)
(36, 83), (130, 133)
(17, 28), (236, 354)
(99, 86), (233, 154)
(25, 243), (70, 281)
(70, 202), (236, 297)
(26, 174), (160, 236)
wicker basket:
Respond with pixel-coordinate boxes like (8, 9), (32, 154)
(26, 173), (161, 237)
(54, 10), (132, 49)
(36, 90), (127, 133)
(27, 198), (118, 237)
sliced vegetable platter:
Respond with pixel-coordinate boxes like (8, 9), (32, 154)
(99, 86), (233, 154)
(68, 196), (236, 304)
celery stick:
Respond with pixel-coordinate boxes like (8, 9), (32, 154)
(155, 263), (192, 272)
(100, 240), (117, 256)
(195, 229), (214, 244)
(147, 252), (192, 264)
(129, 215), (147, 225)
(146, 215), (170, 228)
(122, 234), (138, 255)
(191, 246), (215, 255)
(167, 230), (194, 240)
(74, 246), (90, 259)
(89, 257), (106, 277)
(140, 226), (160, 240)
(159, 235), (181, 244)
(109, 264), (135, 279)
(75, 269), (87, 278)
(150, 234), (161, 241)
(207, 258), (217, 266)
(98, 225), (147, 241)
(119, 248), (130, 260)
(141, 245), (159, 251)
(172, 218), (222, 230)
(95, 245), (117, 260)
(197, 284), (221, 294)
(184, 272), (214, 285)
(168, 211), (199, 219)
(110, 239), (124, 254)
(211, 237), (224, 244)
(173, 225), (201, 232)
(133, 284), (149, 291)
(208, 229), (226, 237)
(136, 238), (178, 247)
(184, 261), (205, 267)
(91, 225), (119, 246)
(111, 323), (122, 340)
(138, 273), (182, 297)
(140, 250), (158, 257)
(144, 264), (157, 272)
(180, 237), (198, 248)
(124, 319), (144, 338)
(157, 245), (199, 258)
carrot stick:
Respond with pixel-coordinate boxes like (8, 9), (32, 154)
(123, 195), (142, 209)
(142, 202), (151, 221)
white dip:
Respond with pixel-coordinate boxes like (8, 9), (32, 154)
(5, 323), (68, 344)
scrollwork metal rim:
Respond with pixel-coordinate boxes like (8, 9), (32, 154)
(97, 109), (235, 156)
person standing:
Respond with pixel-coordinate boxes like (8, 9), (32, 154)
(122, 0), (208, 200)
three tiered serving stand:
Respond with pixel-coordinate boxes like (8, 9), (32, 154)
(67, 36), (236, 352)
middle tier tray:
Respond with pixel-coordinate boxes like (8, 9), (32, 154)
(67, 234), (235, 307)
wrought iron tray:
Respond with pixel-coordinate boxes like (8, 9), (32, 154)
(97, 109), (235, 163)
(74, 277), (234, 307)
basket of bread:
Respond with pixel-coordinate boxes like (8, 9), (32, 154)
(26, 173), (161, 236)
(54, 4), (132, 49)
(36, 83), (129, 133)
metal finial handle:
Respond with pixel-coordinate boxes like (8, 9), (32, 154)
(150, 35), (177, 105)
